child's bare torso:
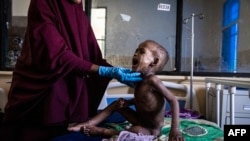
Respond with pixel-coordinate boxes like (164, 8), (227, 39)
(133, 77), (166, 129)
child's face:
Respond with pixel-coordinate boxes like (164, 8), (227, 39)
(132, 45), (155, 73)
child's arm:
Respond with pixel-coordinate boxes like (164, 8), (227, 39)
(148, 76), (184, 140)
(164, 93), (183, 141)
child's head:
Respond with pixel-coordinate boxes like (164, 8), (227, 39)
(132, 40), (169, 74)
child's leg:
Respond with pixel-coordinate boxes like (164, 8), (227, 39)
(117, 107), (140, 125)
(68, 100), (124, 132)
(83, 125), (120, 137)
(117, 108), (159, 137)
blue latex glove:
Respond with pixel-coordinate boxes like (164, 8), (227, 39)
(98, 66), (142, 87)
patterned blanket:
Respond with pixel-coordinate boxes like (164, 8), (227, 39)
(104, 118), (224, 141)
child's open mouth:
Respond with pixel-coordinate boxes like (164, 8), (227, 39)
(132, 58), (138, 65)
(132, 58), (139, 70)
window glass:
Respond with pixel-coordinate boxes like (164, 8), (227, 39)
(222, 0), (239, 72)
(90, 0), (177, 71)
(182, 0), (249, 75)
(2, 0), (250, 76)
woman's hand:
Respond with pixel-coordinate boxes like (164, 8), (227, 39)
(98, 66), (142, 87)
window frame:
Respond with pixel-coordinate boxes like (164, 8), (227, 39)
(85, 0), (249, 77)
(1, 0), (249, 77)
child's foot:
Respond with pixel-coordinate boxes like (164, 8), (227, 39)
(84, 125), (119, 137)
(83, 125), (105, 136)
(67, 121), (91, 132)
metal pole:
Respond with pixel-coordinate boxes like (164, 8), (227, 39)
(183, 13), (204, 110)
(190, 13), (195, 109)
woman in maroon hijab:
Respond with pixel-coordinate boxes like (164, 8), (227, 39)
(0, 0), (141, 141)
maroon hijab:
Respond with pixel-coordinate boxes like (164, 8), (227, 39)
(4, 0), (111, 125)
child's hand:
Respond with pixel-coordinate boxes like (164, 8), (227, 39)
(117, 98), (129, 108)
(168, 128), (184, 141)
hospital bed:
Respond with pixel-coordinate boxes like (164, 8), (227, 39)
(98, 81), (200, 112)
(96, 81), (224, 141)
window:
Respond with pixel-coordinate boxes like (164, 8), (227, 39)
(221, 0), (239, 73)
(1, 0), (250, 77)
(181, 0), (249, 77)
(89, 0), (177, 69)
(91, 8), (106, 57)
(88, 0), (250, 77)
